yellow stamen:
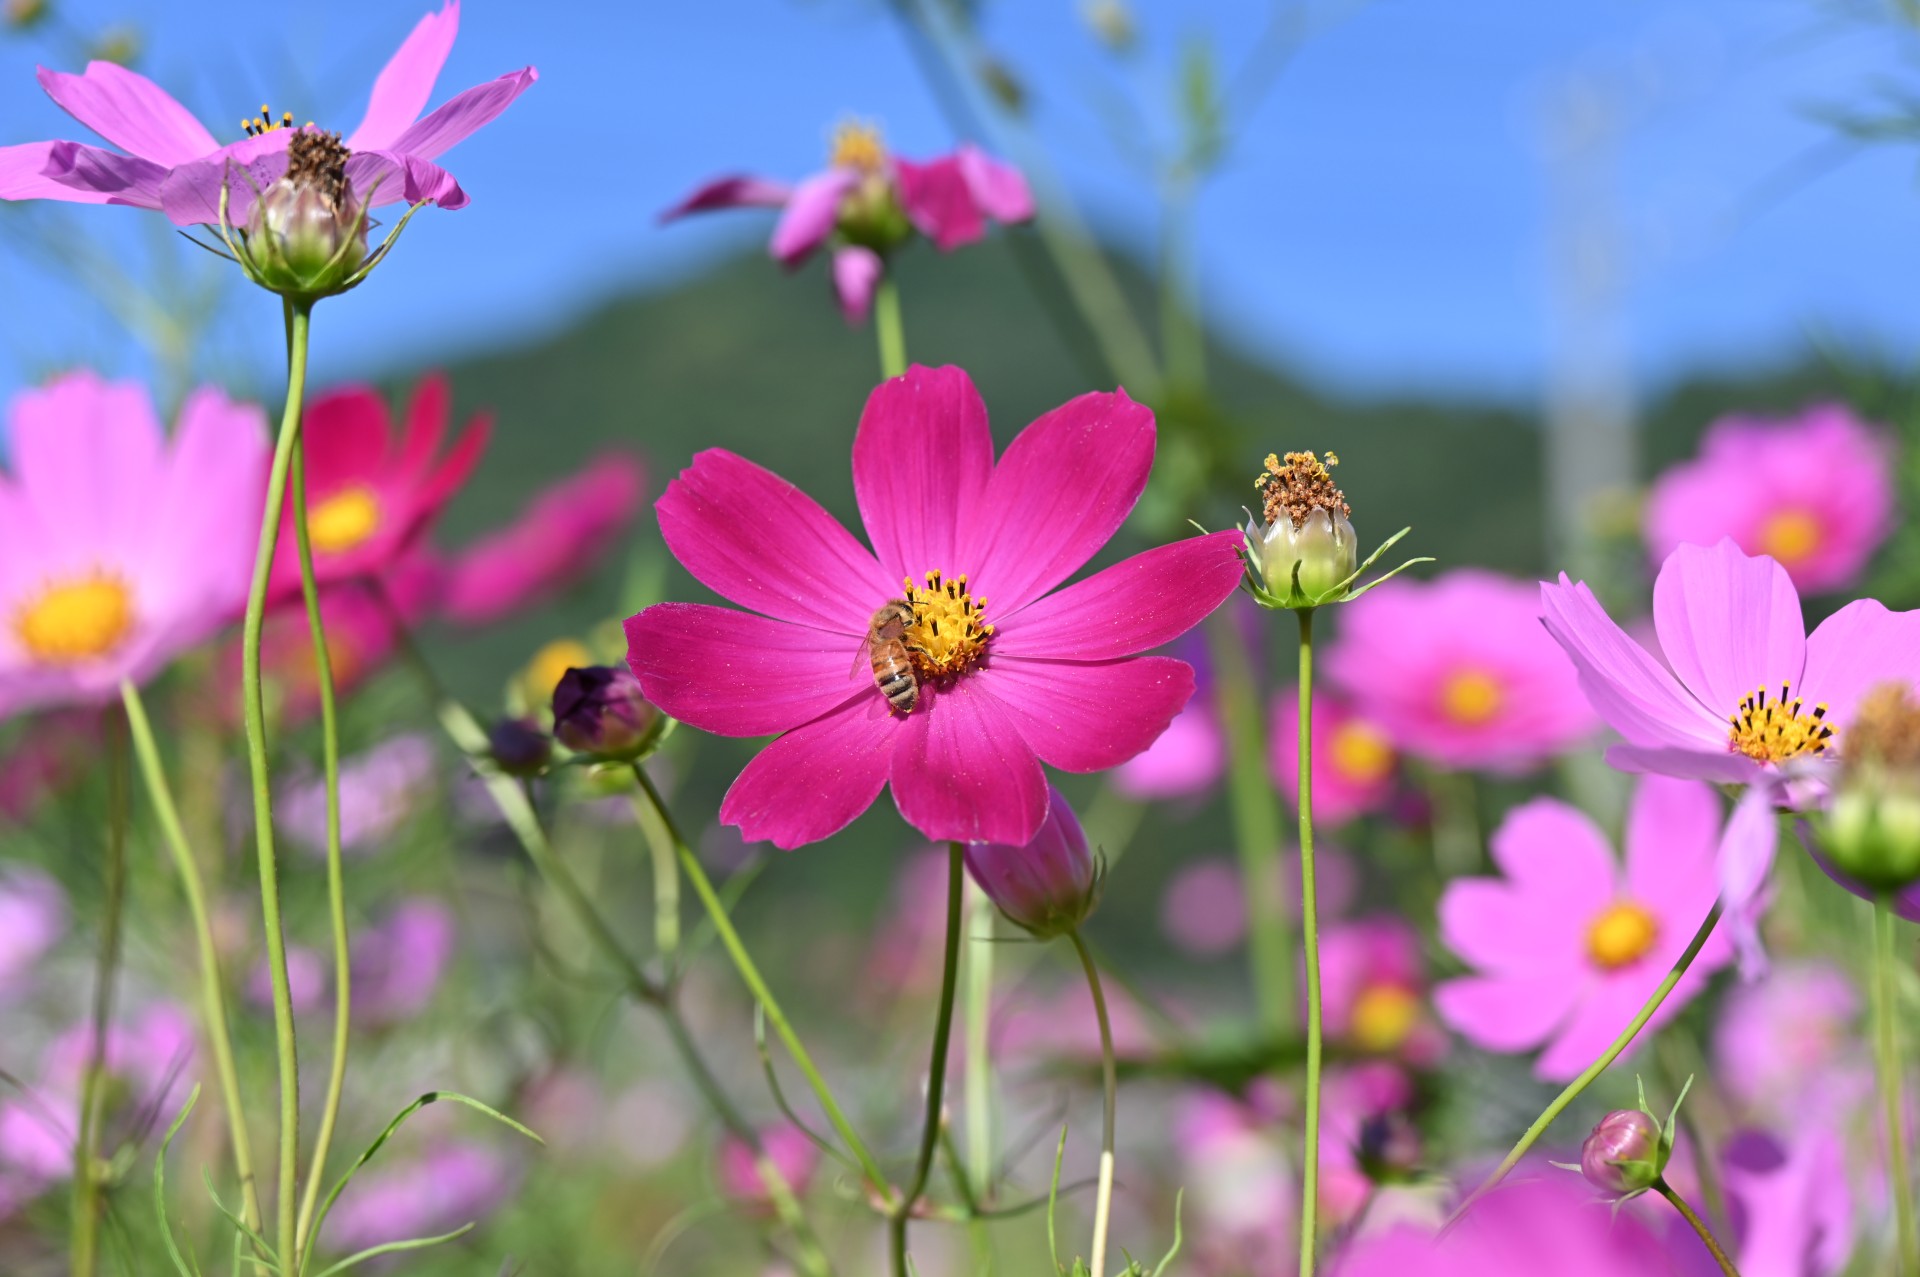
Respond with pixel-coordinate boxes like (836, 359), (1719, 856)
(1330, 720), (1395, 783)
(1756, 509), (1823, 567)
(16, 573), (133, 664)
(1586, 901), (1659, 969)
(1440, 669), (1503, 725)
(524, 638), (594, 709)
(306, 485), (381, 554)
(1727, 682), (1834, 764)
(829, 120), (888, 175)
(241, 103), (298, 138)
(1349, 983), (1420, 1053)
(901, 570), (993, 678)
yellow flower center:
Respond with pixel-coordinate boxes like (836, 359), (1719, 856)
(1728, 682), (1834, 764)
(16, 573), (134, 664)
(1756, 509), (1823, 567)
(240, 103), (311, 138)
(901, 570), (993, 678)
(1349, 984), (1420, 1053)
(306, 485), (381, 554)
(524, 638), (594, 709)
(829, 120), (888, 175)
(1440, 669), (1504, 725)
(1330, 721), (1395, 783)
(1586, 901), (1659, 969)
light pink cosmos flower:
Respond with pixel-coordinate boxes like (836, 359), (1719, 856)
(280, 732), (439, 858)
(1539, 538), (1920, 961)
(350, 897), (456, 1028)
(0, 1), (534, 226)
(1173, 1085), (1293, 1274)
(1646, 405), (1895, 595)
(325, 1140), (515, 1253)
(626, 365), (1244, 848)
(440, 451), (646, 624)
(1711, 962), (1864, 1126)
(1159, 849), (1360, 959)
(1319, 915), (1446, 1067)
(1271, 684), (1398, 825)
(716, 1124), (821, 1214)
(1434, 776), (1733, 1081)
(662, 123), (1033, 322)
(0, 372), (267, 718)
(1326, 570), (1596, 773)
(1112, 697), (1225, 799)
(1662, 1130), (1853, 1277)
(0, 866), (64, 999)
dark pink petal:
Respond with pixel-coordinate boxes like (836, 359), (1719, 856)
(398, 375), (451, 479)
(302, 387), (395, 484)
(659, 175), (792, 222)
(346, 0), (461, 151)
(626, 603), (866, 737)
(991, 531), (1241, 660)
(770, 168), (855, 266)
(831, 246), (882, 323)
(852, 365), (993, 584)
(981, 654), (1193, 772)
(411, 413), (490, 525)
(390, 67), (538, 161)
(1653, 539), (1806, 720)
(35, 62), (215, 165)
(347, 149), (468, 210)
(0, 140), (165, 207)
(719, 696), (897, 849)
(960, 390), (1155, 615)
(656, 449), (893, 635)
(1539, 574), (1728, 751)
(896, 154), (987, 251)
(890, 678), (1048, 844)
(956, 145), (1034, 223)
(1802, 598), (1920, 727)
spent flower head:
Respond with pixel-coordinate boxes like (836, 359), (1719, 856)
(1240, 449), (1426, 610)
(1819, 681), (1920, 891)
(237, 127), (369, 299)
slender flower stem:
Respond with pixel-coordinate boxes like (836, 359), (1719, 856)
(1068, 930), (1118, 1277)
(1447, 899), (1725, 1229)
(1295, 607), (1324, 1277)
(891, 844), (965, 1276)
(1655, 1178), (1741, 1277)
(964, 884), (995, 1209)
(1209, 612), (1294, 1035)
(239, 297), (312, 1269)
(1874, 902), (1918, 1275)
(71, 718), (128, 1277)
(120, 680), (261, 1232)
(874, 276), (907, 379)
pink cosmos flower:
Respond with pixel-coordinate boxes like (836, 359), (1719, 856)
(247, 551), (441, 724)
(0, 372), (267, 718)
(0, 865), (64, 998)
(248, 943), (329, 1015)
(325, 1140), (515, 1253)
(280, 732), (439, 857)
(350, 897), (456, 1027)
(1111, 696), (1225, 800)
(1159, 849), (1360, 959)
(1711, 962), (1864, 1126)
(1662, 1130), (1853, 1277)
(439, 451), (645, 624)
(625, 365), (1244, 848)
(716, 1123), (821, 1213)
(1271, 683), (1398, 825)
(1173, 1085), (1293, 1274)
(1646, 405), (1895, 595)
(1319, 916), (1446, 1067)
(1434, 776), (1733, 1081)
(1539, 538), (1920, 957)
(1326, 570), (1596, 773)
(267, 375), (487, 603)
(0, 1), (535, 226)
(663, 123), (1033, 322)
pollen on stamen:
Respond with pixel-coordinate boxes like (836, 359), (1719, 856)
(900, 569), (994, 678)
(1256, 450), (1351, 530)
(1728, 681), (1835, 764)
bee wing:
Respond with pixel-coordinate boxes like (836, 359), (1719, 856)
(850, 634), (872, 682)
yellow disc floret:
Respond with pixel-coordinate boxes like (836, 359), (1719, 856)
(1441, 668), (1504, 726)
(902, 570), (993, 678)
(306, 485), (382, 554)
(1586, 901), (1658, 970)
(1728, 682), (1833, 764)
(1757, 509), (1823, 566)
(1331, 721), (1395, 783)
(829, 120), (888, 175)
(16, 572), (134, 664)
(1349, 983), (1420, 1053)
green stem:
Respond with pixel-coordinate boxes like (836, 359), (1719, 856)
(120, 681), (261, 1232)
(891, 844), (965, 1276)
(1068, 930), (1118, 1277)
(1655, 1179), (1741, 1277)
(964, 885), (995, 1210)
(71, 717), (128, 1277)
(1875, 902), (1918, 1275)
(874, 276), (907, 379)
(1209, 611), (1293, 1034)
(1295, 608), (1323, 1277)
(239, 297), (311, 1270)
(290, 428), (350, 1268)
(1447, 899), (1725, 1228)
(629, 791), (681, 966)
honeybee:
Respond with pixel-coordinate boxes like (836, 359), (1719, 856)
(857, 599), (919, 714)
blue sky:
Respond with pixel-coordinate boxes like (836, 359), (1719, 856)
(0, 0), (1915, 411)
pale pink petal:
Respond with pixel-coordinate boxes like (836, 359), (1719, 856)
(346, 149), (468, 210)
(851, 365), (993, 583)
(35, 62), (215, 165)
(1534, 974), (1657, 1081)
(956, 145), (1034, 222)
(9, 371), (163, 557)
(389, 67), (538, 161)
(959, 390), (1155, 616)
(625, 604), (866, 737)
(1801, 598), (1920, 727)
(1439, 879), (1587, 976)
(1623, 776), (1723, 914)
(346, 0), (461, 151)
(990, 532), (1242, 660)
(1720, 782), (1780, 976)
(1653, 539), (1806, 720)
(896, 153), (987, 251)
(1540, 574), (1729, 750)
(890, 677), (1048, 845)
(655, 449), (893, 635)
(981, 655), (1193, 772)
(0, 140), (166, 207)
(770, 168), (855, 266)
(659, 174), (793, 221)
(719, 697), (896, 849)
(155, 131), (294, 227)
(1604, 743), (1763, 786)
(831, 246), (882, 324)
(1486, 798), (1618, 910)
(1433, 973), (1581, 1054)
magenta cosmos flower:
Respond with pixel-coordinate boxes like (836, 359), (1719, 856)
(1435, 776), (1733, 1081)
(1326, 569), (1596, 773)
(626, 365), (1243, 848)
(1338, 1176), (1673, 1277)
(0, 1), (534, 226)
(1646, 404), (1894, 595)
(1271, 684), (1397, 825)
(0, 372), (266, 718)
(662, 122), (1033, 322)
(1539, 538), (1920, 943)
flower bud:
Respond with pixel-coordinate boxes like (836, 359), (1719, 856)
(963, 786), (1103, 939)
(1819, 683), (1920, 892)
(1579, 1109), (1664, 1196)
(487, 717), (551, 778)
(551, 665), (662, 761)
(1355, 1111), (1421, 1183)
(242, 129), (368, 299)
(1244, 451), (1359, 606)
(716, 1124), (820, 1215)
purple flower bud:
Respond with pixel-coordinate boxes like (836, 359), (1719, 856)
(487, 717), (551, 778)
(551, 665), (661, 761)
(1580, 1109), (1664, 1195)
(963, 786), (1102, 939)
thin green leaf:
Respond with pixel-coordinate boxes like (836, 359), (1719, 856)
(753, 1005), (854, 1171)
(154, 1084), (204, 1277)
(308, 1224), (476, 1277)
(1340, 556), (1436, 603)
(1150, 1190), (1185, 1277)
(1047, 1124), (1069, 1273)
(202, 1168), (278, 1273)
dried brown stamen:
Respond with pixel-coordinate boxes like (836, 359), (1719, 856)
(1256, 450), (1349, 530)
(285, 129), (351, 209)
